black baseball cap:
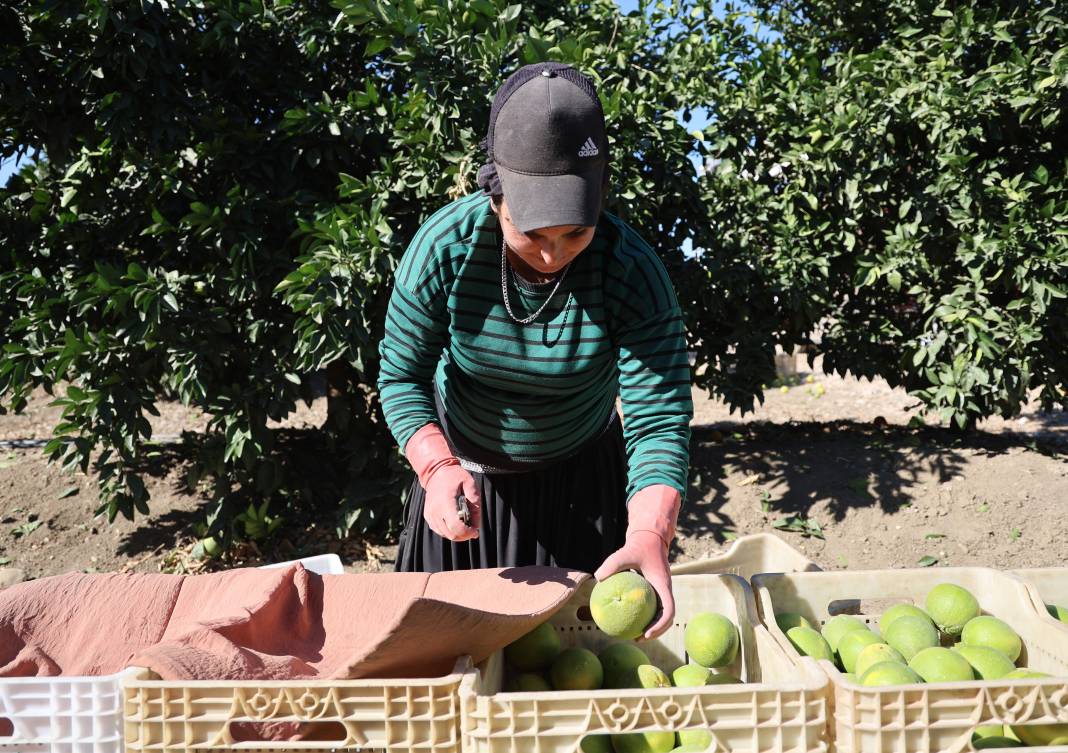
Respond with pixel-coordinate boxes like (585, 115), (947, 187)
(484, 62), (608, 233)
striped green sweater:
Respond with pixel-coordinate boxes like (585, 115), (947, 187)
(377, 192), (693, 501)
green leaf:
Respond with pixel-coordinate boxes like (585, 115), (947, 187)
(365, 37), (390, 57)
(501, 3), (522, 22)
(56, 486), (79, 499)
(917, 555), (939, 567)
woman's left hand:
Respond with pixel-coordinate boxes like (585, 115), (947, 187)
(595, 530), (674, 641)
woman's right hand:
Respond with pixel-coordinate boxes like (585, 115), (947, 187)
(404, 423), (481, 541)
(422, 464), (481, 542)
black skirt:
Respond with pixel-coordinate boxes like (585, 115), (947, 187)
(394, 415), (628, 574)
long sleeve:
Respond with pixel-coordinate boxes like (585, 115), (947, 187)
(377, 277), (449, 451)
(376, 195), (483, 450)
(610, 235), (693, 503)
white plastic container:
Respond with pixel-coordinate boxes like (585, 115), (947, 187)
(0, 553), (343, 753)
(754, 567), (1068, 753)
(460, 573), (833, 753)
(670, 533), (820, 580)
(261, 552), (344, 575)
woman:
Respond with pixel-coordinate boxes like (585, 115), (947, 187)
(377, 62), (692, 640)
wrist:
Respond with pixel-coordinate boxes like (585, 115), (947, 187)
(626, 485), (681, 550)
(405, 423), (460, 489)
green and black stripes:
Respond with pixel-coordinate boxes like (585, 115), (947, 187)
(378, 194), (692, 501)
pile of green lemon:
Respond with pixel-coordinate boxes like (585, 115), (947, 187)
(500, 572), (743, 753)
(779, 582), (1068, 748)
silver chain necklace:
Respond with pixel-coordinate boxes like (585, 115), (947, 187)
(500, 237), (573, 325)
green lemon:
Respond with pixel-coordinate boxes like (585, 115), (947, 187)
(591, 572), (658, 640)
(925, 583), (980, 636)
(504, 621), (561, 672)
(908, 647), (975, 683)
(550, 648), (604, 691)
(582, 735), (613, 753)
(838, 630), (883, 674)
(671, 664), (710, 687)
(953, 644), (1015, 680)
(600, 643), (651, 689)
(821, 615), (868, 653)
(775, 612), (812, 632)
(504, 673), (552, 692)
(859, 661), (923, 686)
(884, 615), (940, 661)
(878, 603), (933, 637)
(786, 626), (834, 662)
(855, 643), (906, 678)
(611, 731), (677, 753)
(685, 612), (739, 668)
(961, 615), (1022, 663)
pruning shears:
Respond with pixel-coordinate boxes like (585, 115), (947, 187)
(456, 491), (472, 527)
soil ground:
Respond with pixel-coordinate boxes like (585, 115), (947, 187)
(2, 358), (1066, 580)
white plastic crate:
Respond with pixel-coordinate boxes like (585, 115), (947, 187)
(0, 668), (140, 753)
(670, 533), (820, 580)
(261, 553), (344, 575)
(460, 573), (832, 753)
(0, 553), (342, 753)
(754, 567), (1068, 753)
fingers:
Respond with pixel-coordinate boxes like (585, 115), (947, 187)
(424, 474), (481, 542)
(443, 502), (478, 542)
(641, 559), (676, 641)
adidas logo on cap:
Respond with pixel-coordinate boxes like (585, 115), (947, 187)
(578, 137), (599, 157)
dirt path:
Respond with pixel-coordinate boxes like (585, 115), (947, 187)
(2, 361), (1066, 580)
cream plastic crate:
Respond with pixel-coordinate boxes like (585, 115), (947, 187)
(0, 554), (342, 753)
(670, 533), (820, 579)
(1014, 567), (1068, 633)
(122, 549), (462, 753)
(754, 567), (1068, 753)
(123, 657), (469, 752)
(460, 573), (832, 753)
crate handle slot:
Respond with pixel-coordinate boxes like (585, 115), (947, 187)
(228, 720), (348, 745)
(827, 597), (913, 618)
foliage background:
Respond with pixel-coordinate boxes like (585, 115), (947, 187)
(1, 0), (1064, 548)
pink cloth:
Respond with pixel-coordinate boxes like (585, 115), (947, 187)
(0, 564), (587, 681)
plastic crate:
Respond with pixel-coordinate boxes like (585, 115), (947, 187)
(0, 554), (342, 753)
(262, 553), (345, 576)
(0, 668), (141, 753)
(753, 567), (1068, 753)
(123, 657), (469, 753)
(670, 533), (820, 580)
(1013, 567), (1068, 633)
(460, 573), (832, 753)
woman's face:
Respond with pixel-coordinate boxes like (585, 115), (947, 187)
(492, 197), (596, 275)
